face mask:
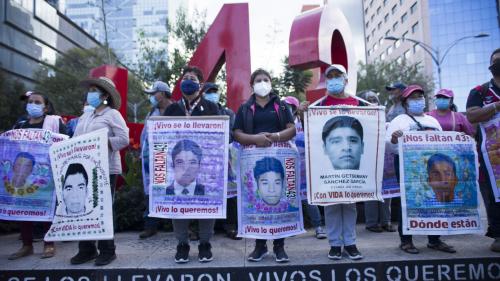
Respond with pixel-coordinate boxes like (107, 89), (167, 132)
(26, 103), (44, 118)
(326, 77), (345, 94)
(149, 95), (159, 107)
(204, 92), (220, 104)
(253, 81), (272, 97)
(434, 98), (450, 110)
(83, 105), (95, 113)
(407, 98), (426, 115)
(86, 91), (102, 108)
(490, 61), (500, 77)
(180, 80), (200, 96)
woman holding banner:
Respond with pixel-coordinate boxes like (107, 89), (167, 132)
(8, 92), (67, 260)
(69, 76), (129, 266)
(387, 84), (456, 254)
(233, 68), (296, 263)
(427, 89), (474, 136)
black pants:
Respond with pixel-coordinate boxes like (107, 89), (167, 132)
(478, 155), (500, 238)
(256, 238), (284, 248)
(394, 155), (440, 244)
(78, 175), (117, 255)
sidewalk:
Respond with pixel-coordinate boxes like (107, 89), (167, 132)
(1, 225), (499, 281)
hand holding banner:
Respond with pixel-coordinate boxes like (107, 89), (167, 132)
(0, 129), (67, 222)
(480, 114), (500, 202)
(305, 106), (386, 205)
(399, 131), (482, 235)
(238, 141), (305, 239)
(45, 128), (113, 241)
(147, 116), (230, 219)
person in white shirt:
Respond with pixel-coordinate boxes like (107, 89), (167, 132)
(387, 84), (456, 255)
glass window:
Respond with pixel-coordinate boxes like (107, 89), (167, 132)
(402, 31), (409, 38)
(378, 21), (382, 30)
(365, 8), (368, 14)
(370, 0), (373, 7)
(367, 35), (371, 42)
(385, 29), (390, 37)
(401, 12), (408, 23)
(383, 0), (388, 6)
(392, 4), (397, 14)
(381, 53), (386, 60)
(377, 6), (381, 15)
(400, 0), (404, 4)
(410, 2), (417, 14)
(412, 22), (419, 33)
(366, 21), (369, 28)
(374, 42), (378, 51)
(384, 13), (389, 22)
(371, 14), (374, 21)
(404, 49), (411, 59)
(387, 46), (393, 55)
(413, 44), (419, 53)
(379, 37), (384, 45)
(393, 21), (398, 31)
(397, 56), (403, 64)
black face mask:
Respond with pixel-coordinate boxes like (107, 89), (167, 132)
(490, 60), (500, 77)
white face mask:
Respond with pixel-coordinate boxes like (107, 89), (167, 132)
(253, 81), (272, 97)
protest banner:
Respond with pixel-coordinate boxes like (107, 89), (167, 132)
(45, 128), (113, 241)
(479, 115), (500, 202)
(147, 116), (230, 219)
(399, 131), (482, 235)
(0, 129), (67, 221)
(238, 141), (305, 239)
(382, 142), (400, 198)
(305, 106), (386, 205)
(295, 119), (307, 199)
(227, 142), (240, 198)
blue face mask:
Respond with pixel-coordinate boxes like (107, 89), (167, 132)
(26, 103), (44, 118)
(204, 92), (220, 104)
(149, 95), (159, 107)
(86, 91), (102, 108)
(180, 80), (200, 96)
(407, 98), (426, 115)
(326, 77), (345, 94)
(434, 98), (450, 110)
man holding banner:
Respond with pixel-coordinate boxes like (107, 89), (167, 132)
(466, 48), (500, 252)
(303, 64), (382, 261)
(161, 66), (222, 264)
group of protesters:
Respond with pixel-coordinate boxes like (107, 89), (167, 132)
(4, 47), (500, 267)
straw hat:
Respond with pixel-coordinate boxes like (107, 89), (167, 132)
(80, 76), (121, 109)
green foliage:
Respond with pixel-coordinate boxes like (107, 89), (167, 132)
(114, 149), (145, 231)
(274, 57), (313, 101)
(133, 6), (208, 87)
(357, 59), (434, 106)
(33, 47), (145, 118)
(0, 70), (26, 132)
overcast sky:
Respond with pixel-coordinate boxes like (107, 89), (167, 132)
(170, 0), (366, 75)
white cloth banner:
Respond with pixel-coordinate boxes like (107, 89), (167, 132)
(305, 106), (386, 205)
(237, 142), (305, 239)
(400, 131), (482, 235)
(148, 116), (229, 219)
(45, 128), (113, 241)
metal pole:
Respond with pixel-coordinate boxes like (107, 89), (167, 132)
(100, 0), (111, 64)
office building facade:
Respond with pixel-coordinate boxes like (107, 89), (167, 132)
(362, 0), (500, 109)
(63, 0), (168, 66)
(0, 0), (101, 87)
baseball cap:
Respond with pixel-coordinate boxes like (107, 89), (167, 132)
(385, 82), (407, 91)
(201, 82), (219, 93)
(401, 84), (424, 99)
(325, 64), (347, 77)
(434, 89), (454, 98)
(145, 81), (171, 94)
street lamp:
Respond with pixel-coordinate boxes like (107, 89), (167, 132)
(384, 33), (489, 89)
